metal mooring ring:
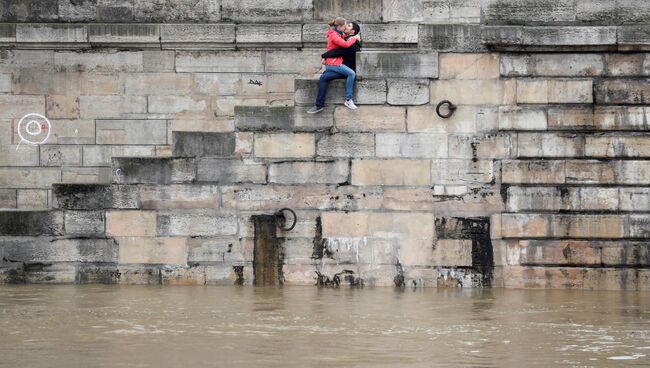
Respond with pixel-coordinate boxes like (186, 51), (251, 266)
(436, 100), (457, 119)
(275, 208), (297, 231)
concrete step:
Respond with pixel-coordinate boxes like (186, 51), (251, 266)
(172, 132), (236, 157)
(112, 157), (196, 184)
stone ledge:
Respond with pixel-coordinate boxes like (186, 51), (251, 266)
(482, 26), (618, 51)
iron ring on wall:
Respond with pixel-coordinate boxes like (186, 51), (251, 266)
(275, 208), (297, 231)
(436, 100), (457, 119)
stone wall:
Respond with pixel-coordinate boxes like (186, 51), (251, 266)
(0, 0), (649, 290)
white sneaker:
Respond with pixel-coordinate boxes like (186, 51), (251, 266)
(344, 99), (358, 110)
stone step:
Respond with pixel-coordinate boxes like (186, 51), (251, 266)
(294, 78), (387, 106)
(495, 213), (650, 240)
(502, 159), (650, 185)
(112, 157), (196, 184)
(172, 132), (236, 157)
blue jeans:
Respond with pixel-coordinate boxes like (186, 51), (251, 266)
(325, 64), (356, 101)
(315, 70), (346, 108)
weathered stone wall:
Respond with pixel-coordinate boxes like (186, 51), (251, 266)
(1, 0), (649, 290)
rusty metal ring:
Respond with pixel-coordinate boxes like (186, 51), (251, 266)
(436, 100), (457, 119)
(275, 208), (297, 231)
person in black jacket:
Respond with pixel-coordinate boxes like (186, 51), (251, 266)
(307, 22), (362, 114)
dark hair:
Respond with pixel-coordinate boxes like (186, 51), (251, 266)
(351, 22), (361, 36)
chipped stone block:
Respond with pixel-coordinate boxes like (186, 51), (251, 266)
(65, 210), (105, 236)
(40, 145), (82, 166)
(16, 189), (48, 209)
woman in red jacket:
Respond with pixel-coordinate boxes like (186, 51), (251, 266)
(323, 17), (361, 110)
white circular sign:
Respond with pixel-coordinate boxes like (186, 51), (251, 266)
(17, 113), (51, 146)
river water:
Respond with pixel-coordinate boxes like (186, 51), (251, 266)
(0, 285), (648, 368)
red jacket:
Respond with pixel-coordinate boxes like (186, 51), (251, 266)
(324, 28), (358, 66)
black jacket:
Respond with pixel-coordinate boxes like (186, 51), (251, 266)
(321, 39), (362, 71)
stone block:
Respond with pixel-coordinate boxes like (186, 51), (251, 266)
(585, 135), (650, 157)
(616, 161), (650, 185)
(82, 145), (155, 167)
(221, 0), (312, 22)
(170, 119), (234, 133)
(500, 214), (550, 238)
(564, 160), (615, 184)
(357, 52), (438, 79)
(620, 188), (650, 212)
(61, 167), (112, 184)
(234, 106), (294, 132)
(89, 24), (159, 47)
(618, 26), (650, 50)
(64, 210), (105, 236)
(431, 79), (515, 105)
(197, 158), (266, 184)
(387, 79), (430, 105)
(269, 161), (349, 184)
(53, 184), (139, 210)
(524, 26), (616, 47)
(16, 24), (88, 45)
(46, 95), (80, 120)
(501, 54), (605, 77)
(54, 50), (142, 72)
(334, 106), (405, 132)
(221, 184), (382, 211)
(118, 237), (187, 265)
(316, 133), (375, 158)
(254, 133), (315, 158)
(498, 106), (547, 130)
(294, 78), (387, 106)
(125, 73), (192, 96)
(16, 189), (48, 209)
(132, 0), (220, 22)
(605, 53), (645, 77)
(161, 24), (234, 49)
(431, 159), (494, 185)
(314, 0), (382, 21)
(517, 133), (583, 158)
(0, 95), (45, 119)
(156, 211), (238, 236)
(594, 79), (650, 105)
(419, 24), (484, 52)
(370, 212), (434, 239)
(176, 51), (264, 73)
(143, 50), (175, 72)
(552, 215), (624, 239)
(173, 132), (235, 157)
(0, 189), (16, 208)
(482, 0), (576, 25)
(293, 106), (335, 132)
(303, 23), (418, 47)
(439, 53), (500, 79)
(407, 105), (498, 133)
(502, 160), (565, 184)
(0, 73), (11, 93)
(40, 145), (82, 166)
(376, 133), (447, 158)
(236, 24), (302, 47)
(506, 186), (569, 212)
(96, 120), (167, 145)
(80, 96), (146, 119)
(517, 79), (593, 104)
(0, 210), (63, 236)
(113, 157), (196, 184)
(383, 0), (480, 23)
(138, 184), (219, 210)
(351, 159), (431, 186)
(322, 211), (370, 237)
(448, 133), (511, 159)
(147, 96), (209, 116)
(518, 240), (601, 266)
(0, 145), (39, 166)
(0, 168), (61, 189)
(106, 210), (156, 237)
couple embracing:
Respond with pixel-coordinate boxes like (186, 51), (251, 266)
(307, 17), (362, 114)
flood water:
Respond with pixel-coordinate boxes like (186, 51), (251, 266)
(0, 286), (649, 368)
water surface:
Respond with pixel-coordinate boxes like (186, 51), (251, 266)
(1, 286), (649, 367)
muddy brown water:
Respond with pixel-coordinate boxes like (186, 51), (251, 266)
(0, 286), (649, 367)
